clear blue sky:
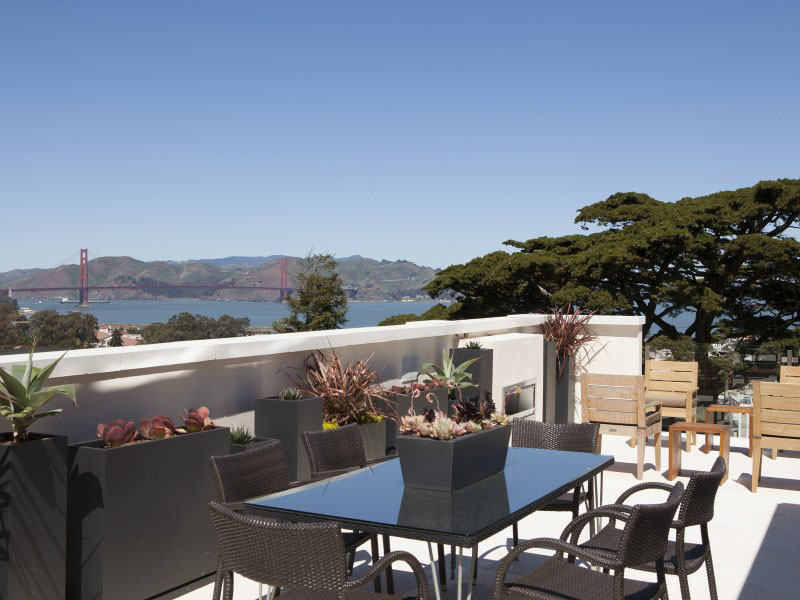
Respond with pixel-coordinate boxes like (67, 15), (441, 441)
(2, 1), (798, 272)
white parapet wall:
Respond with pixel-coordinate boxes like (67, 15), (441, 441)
(0, 314), (645, 443)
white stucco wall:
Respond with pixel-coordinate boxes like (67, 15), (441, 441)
(0, 314), (644, 443)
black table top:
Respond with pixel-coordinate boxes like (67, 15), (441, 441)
(245, 447), (613, 546)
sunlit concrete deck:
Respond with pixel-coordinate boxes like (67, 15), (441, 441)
(182, 435), (798, 600)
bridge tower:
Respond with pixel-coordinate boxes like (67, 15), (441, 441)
(279, 258), (288, 302)
(78, 248), (89, 306)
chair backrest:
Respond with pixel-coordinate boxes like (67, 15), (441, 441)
(644, 360), (698, 398)
(580, 374), (649, 428)
(619, 482), (684, 567)
(677, 456), (726, 527)
(302, 423), (367, 477)
(209, 440), (290, 504)
(511, 419), (600, 454)
(753, 381), (800, 441)
(780, 365), (800, 384)
(208, 501), (348, 589)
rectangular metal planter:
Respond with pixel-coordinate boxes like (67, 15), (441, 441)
(543, 341), (575, 424)
(254, 395), (323, 481)
(358, 420), (388, 461)
(0, 434), (67, 599)
(452, 347), (494, 402)
(230, 436), (275, 454)
(379, 387), (451, 453)
(395, 424), (511, 492)
(67, 427), (230, 600)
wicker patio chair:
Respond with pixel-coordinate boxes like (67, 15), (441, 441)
(510, 420), (601, 547)
(579, 457), (725, 600)
(301, 424), (398, 593)
(209, 441), (373, 584)
(493, 481), (684, 600)
(581, 374), (662, 479)
(208, 501), (430, 600)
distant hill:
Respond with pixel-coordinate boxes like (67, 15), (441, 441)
(2, 255), (438, 302)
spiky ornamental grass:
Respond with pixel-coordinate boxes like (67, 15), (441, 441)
(540, 305), (598, 381)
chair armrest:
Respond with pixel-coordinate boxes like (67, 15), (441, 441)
(494, 537), (621, 595)
(346, 551), (429, 599)
(560, 505), (633, 544)
(644, 400), (662, 409)
(615, 481), (673, 505)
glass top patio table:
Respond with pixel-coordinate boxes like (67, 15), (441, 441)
(245, 447), (614, 547)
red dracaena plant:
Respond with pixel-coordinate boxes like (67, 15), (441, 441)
(298, 350), (385, 426)
(540, 305), (598, 380)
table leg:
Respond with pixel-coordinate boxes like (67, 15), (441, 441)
(703, 431), (712, 454)
(749, 414), (753, 457)
(668, 429), (681, 480)
(720, 430), (730, 485)
(427, 542), (443, 600)
(456, 546), (463, 600)
(383, 535), (394, 594)
(370, 536), (381, 593)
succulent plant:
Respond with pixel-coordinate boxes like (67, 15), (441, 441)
(480, 391), (497, 420)
(230, 426), (254, 445)
(179, 406), (214, 432)
(97, 419), (137, 448)
(453, 398), (483, 424)
(464, 340), (483, 349)
(278, 387), (302, 401)
(420, 350), (480, 393)
(139, 415), (177, 440)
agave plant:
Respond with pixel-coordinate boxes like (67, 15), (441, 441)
(230, 426), (254, 445)
(139, 415), (177, 440)
(420, 350), (481, 393)
(0, 344), (77, 444)
(278, 387), (302, 401)
(540, 305), (598, 380)
(180, 406), (214, 432)
(97, 419), (137, 448)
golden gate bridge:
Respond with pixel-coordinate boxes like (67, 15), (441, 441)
(7, 249), (293, 306)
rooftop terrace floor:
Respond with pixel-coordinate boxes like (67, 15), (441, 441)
(182, 435), (799, 600)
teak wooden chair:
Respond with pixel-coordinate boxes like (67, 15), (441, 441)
(780, 365), (800, 384)
(581, 374), (662, 479)
(644, 360), (699, 451)
(751, 380), (800, 492)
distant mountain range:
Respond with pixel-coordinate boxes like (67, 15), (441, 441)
(3, 255), (439, 302)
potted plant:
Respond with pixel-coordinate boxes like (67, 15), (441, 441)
(541, 306), (598, 424)
(380, 381), (450, 453)
(298, 351), (387, 461)
(229, 426), (274, 454)
(452, 340), (494, 401)
(254, 386), (323, 481)
(0, 345), (76, 599)
(393, 390), (510, 492)
(420, 349), (482, 406)
(67, 407), (229, 600)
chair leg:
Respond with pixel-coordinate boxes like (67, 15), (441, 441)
(451, 545), (456, 579)
(685, 408), (693, 452)
(370, 535), (381, 593)
(437, 543), (447, 591)
(706, 550), (719, 600)
(212, 570), (224, 600)
(653, 430), (662, 472)
(636, 428), (646, 479)
(383, 535), (394, 594)
(751, 439), (762, 493)
(512, 521), (519, 560)
(771, 448), (778, 460)
(472, 544), (478, 582)
(347, 550), (355, 574)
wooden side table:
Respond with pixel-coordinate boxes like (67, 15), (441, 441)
(705, 404), (753, 457)
(668, 422), (729, 484)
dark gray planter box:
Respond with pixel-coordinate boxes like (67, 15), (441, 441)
(543, 341), (576, 424)
(254, 396), (323, 481)
(230, 436), (275, 454)
(0, 434), (67, 599)
(395, 424), (511, 492)
(380, 387), (451, 453)
(452, 347), (493, 401)
(67, 427), (229, 600)
(358, 420), (388, 461)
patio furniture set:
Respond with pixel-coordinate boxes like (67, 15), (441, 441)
(206, 416), (727, 600)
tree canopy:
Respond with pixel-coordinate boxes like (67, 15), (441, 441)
(29, 310), (99, 349)
(424, 179), (800, 342)
(140, 312), (250, 343)
(272, 253), (348, 332)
